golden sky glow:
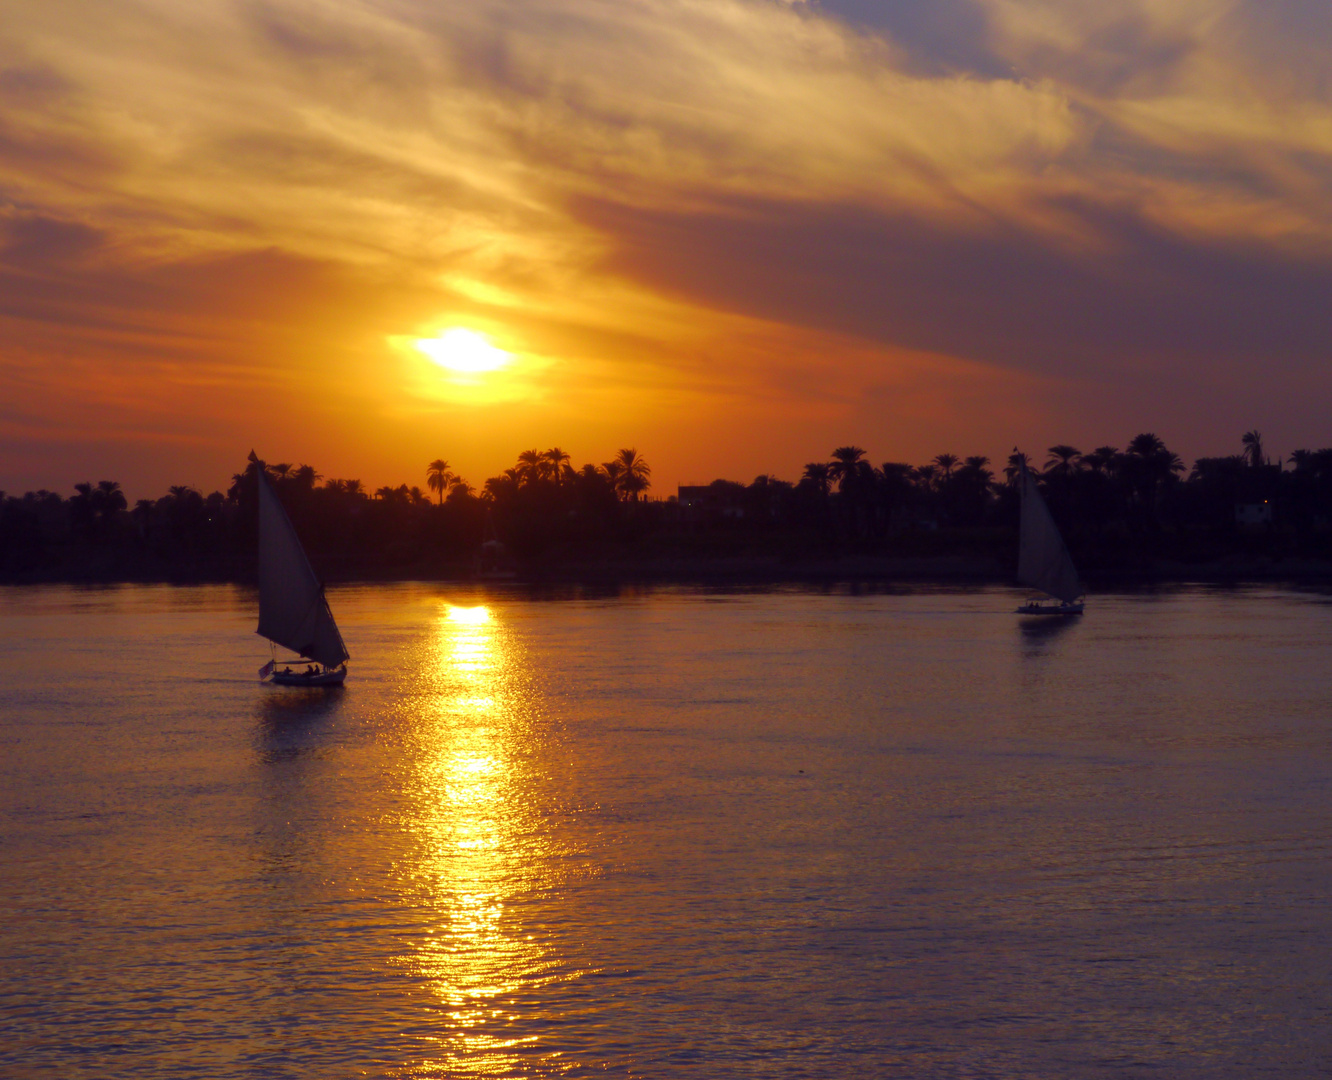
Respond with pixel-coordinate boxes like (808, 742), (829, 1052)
(4, 0), (1332, 496)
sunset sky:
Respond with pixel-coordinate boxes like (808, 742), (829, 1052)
(3, 0), (1331, 499)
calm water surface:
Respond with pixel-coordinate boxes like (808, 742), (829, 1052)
(2, 583), (1332, 1078)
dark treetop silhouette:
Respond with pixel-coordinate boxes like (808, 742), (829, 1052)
(5, 434), (1332, 583)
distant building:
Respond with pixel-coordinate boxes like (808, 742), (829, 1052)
(1235, 501), (1273, 526)
(678, 484), (745, 522)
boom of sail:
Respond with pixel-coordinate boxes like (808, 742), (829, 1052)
(255, 462), (349, 669)
(1017, 460), (1081, 604)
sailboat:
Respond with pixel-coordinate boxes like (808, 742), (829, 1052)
(251, 453), (350, 685)
(1015, 456), (1084, 616)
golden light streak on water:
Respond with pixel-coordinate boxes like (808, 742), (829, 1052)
(446, 605), (493, 625)
(397, 602), (568, 1077)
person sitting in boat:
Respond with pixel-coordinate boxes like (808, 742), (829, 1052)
(282, 666), (292, 675)
(304, 665), (316, 678)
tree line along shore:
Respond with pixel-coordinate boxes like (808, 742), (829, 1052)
(5, 432), (1332, 584)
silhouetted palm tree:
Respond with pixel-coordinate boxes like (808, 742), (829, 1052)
(70, 482), (96, 536)
(1289, 449), (1314, 472)
(952, 456), (994, 524)
(1045, 445), (1081, 477)
(933, 453), (958, 481)
(1123, 433), (1182, 527)
(484, 472), (518, 501)
(829, 446), (867, 492)
(427, 459), (453, 505)
(70, 480), (126, 539)
(1082, 447), (1118, 476)
(95, 481), (127, 531)
(1126, 433), (1166, 458)
(1242, 430), (1265, 469)
(517, 449), (545, 485)
(1003, 451), (1031, 486)
(879, 463), (914, 490)
(802, 463), (832, 497)
(878, 463), (915, 529)
(97, 480), (126, 506)
(828, 449), (873, 536)
(544, 447), (571, 486)
(294, 464), (322, 491)
(614, 448), (651, 501)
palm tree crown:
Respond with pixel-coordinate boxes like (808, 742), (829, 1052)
(1126, 433), (1166, 458)
(613, 448), (651, 500)
(1082, 447), (1118, 476)
(1004, 451), (1031, 486)
(544, 447), (572, 486)
(1045, 445), (1082, 477)
(96, 480), (127, 513)
(802, 463), (832, 497)
(829, 446), (867, 492)
(932, 453), (959, 480)
(427, 459), (453, 505)
(1242, 430), (1265, 469)
(516, 449), (545, 484)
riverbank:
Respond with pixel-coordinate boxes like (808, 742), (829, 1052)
(7, 551), (1332, 587)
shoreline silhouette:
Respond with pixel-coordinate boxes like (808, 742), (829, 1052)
(6, 434), (1332, 585)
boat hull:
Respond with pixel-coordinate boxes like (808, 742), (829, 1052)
(1016, 601), (1084, 616)
(269, 667), (347, 686)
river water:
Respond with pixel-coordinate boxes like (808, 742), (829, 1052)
(2, 583), (1331, 1078)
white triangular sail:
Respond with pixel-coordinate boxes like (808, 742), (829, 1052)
(255, 464), (349, 668)
(1017, 460), (1081, 603)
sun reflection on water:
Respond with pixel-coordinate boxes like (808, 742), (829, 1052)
(397, 601), (568, 1076)
(446, 604), (493, 624)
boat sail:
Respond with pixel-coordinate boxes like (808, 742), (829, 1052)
(252, 453), (350, 684)
(1016, 457), (1084, 615)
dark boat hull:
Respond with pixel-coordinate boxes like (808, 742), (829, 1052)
(1016, 601), (1084, 616)
(269, 667), (347, 686)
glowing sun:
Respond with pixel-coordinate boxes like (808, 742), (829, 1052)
(414, 328), (511, 373)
